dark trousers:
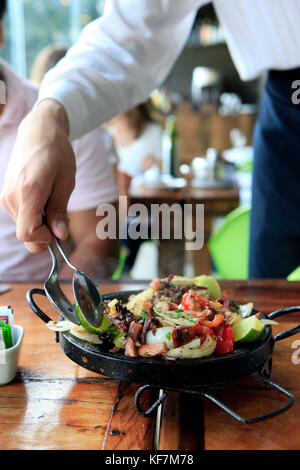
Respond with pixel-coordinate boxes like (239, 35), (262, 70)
(249, 70), (300, 278)
(122, 217), (146, 272)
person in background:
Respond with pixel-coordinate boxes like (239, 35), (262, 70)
(31, 44), (69, 84)
(0, 18), (119, 281)
(109, 103), (163, 197)
(108, 103), (163, 274)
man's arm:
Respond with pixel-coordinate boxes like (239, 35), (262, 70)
(1, 0), (200, 252)
(39, 0), (200, 141)
(0, 99), (74, 253)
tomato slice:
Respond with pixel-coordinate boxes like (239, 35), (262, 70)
(215, 324), (234, 356)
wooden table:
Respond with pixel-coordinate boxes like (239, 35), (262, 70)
(129, 184), (240, 277)
(1, 280), (300, 450)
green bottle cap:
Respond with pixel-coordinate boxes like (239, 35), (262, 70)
(0, 321), (13, 349)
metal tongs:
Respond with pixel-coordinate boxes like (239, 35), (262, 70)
(44, 220), (104, 328)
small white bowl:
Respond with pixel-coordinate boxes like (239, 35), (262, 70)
(0, 325), (24, 385)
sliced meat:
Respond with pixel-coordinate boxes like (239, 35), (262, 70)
(106, 314), (127, 332)
(106, 301), (134, 332)
(154, 300), (170, 311)
(217, 293), (230, 310)
(125, 337), (138, 358)
(138, 342), (168, 357)
(151, 285), (190, 306)
(128, 321), (142, 342)
(182, 290), (208, 311)
(141, 306), (153, 345)
(168, 302), (179, 311)
(172, 324), (214, 348)
(150, 278), (169, 291)
(155, 300), (179, 311)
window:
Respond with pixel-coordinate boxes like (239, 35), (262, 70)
(0, 0), (106, 78)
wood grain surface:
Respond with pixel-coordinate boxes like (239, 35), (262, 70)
(0, 280), (299, 450)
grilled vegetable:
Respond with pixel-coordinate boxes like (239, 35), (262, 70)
(44, 273), (265, 361)
(165, 335), (217, 359)
(170, 275), (221, 299)
(153, 308), (197, 327)
(126, 288), (154, 315)
(238, 302), (254, 318)
(108, 324), (126, 349)
(75, 304), (111, 334)
(215, 324), (234, 355)
(47, 320), (75, 332)
(146, 326), (174, 349)
(69, 325), (103, 345)
(232, 315), (265, 343)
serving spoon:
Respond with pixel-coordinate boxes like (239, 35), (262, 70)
(44, 242), (80, 325)
(54, 238), (104, 328)
(43, 218), (104, 328)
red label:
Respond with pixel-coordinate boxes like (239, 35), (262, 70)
(0, 316), (9, 325)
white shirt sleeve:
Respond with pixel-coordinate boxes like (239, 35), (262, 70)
(38, 0), (201, 141)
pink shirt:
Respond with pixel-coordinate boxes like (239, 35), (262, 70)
(0, 60), (118, 282)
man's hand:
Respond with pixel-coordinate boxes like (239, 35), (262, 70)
(0, 99), (76, 253)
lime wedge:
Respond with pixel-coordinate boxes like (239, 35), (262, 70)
(193, 275), (221, 299)
(232, 315), (265, 343)
(171, 275), (221, 299)
(75, 304), (111, 334)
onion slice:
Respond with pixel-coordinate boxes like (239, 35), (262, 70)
(154, 309), (196, 327)
(259, 319), (279, 326)
(46, 320), (75, 332)
(238, 302), (254, 318)
(69, 325), (103, 344)
(164, 335), (217, 359)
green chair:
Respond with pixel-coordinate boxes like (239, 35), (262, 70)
(208, 205), (251, 280)
(287, 266), (300, 281)
(111, 249), (129, 280)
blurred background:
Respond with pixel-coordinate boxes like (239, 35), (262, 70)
(0, 0), (263, 281)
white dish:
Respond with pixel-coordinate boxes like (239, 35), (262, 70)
(191, 179), (235, 189)
(0, 325), (24, 385)
(142, 176), (187, 191)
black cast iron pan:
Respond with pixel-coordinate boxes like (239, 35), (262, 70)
(26, 288), (300, 423)
(26, 288), (300, 387)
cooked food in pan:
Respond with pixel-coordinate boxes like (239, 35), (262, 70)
(47, 275), (277, 360)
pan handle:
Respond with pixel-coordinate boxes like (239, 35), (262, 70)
(26, 288), (53, 324)
(268, 306), (300, 342)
